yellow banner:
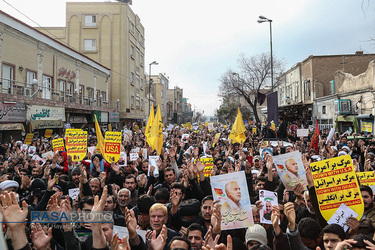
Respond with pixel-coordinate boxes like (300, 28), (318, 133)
(310, 155), (364, 221)
(362, 121), (373, 133)
(357, 171), (375, 187)
(65, 129), (87, 161)
(195, 157), (214, 177)
(252, 127), (257, 134)
(104, 131), (122, 163)
(52, 138), (65, 153)
(44, 129), (53, 138)
(25, 133), (34, 145)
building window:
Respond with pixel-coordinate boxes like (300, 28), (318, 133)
(84, 39), (96, 51)
(130, 22), (135, 34)
(84, 15), (96, 27)
(322, 106), (326, 115)
(140, 54), (144, 66)
(130, 45), (135, 59)
(96, 90), (100, 107)
(79, 85), (84, 104)
(131, 96), (135, 108)
(136, 76), (140, 87)
(101, 91), (106, 103)
(1, 64), (14, 94)
(67, 82), (73, 102)
(88, 88), (94, 105)
(141, 99), (143, 110)
(42, 75), (52, 99)
(131, 72), (134, 85)
(59, 80), (66, 102)
(140, 78), (144, 89)
(26, 71), (36, 87)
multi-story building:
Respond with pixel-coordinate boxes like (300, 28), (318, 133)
(167, 87), (183, 124)
(314, 60), (375, 133)
(36, 1), (146, 126)
(0, 10), (115, 142)
(182, 98), (193, 123)
(275, 51), (375, 127)
(150, 73), (168, 123)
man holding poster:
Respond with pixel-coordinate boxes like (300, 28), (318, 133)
(273, 151), (308, 191)
(210, 171), (253, 230)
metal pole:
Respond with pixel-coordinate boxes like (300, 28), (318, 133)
(269, 20), (274, 92)
(149, 64), (152, 116)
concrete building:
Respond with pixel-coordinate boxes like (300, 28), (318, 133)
(275, 52), (375, 127)
(150, 73), (168, 123)
(36, 1), (146, 126)
(167, 87), (183, 124)
(0, 10), (115, 142)
(314, 60), (375, 133)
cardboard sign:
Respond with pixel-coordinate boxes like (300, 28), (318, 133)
(297, 129), (309, 137)
(148, 156), (160, 178)
(130, 152), (139, 161)
(52, 138), (65, 153)
(25, 133), (34, 145)
(65, 129), (87, 161)
(310, 155), (364, 221)
(252, 127), (257, 134)
(69, 188), (80, 200)
(104, 131), (122, 163)
(44, 129), (53, 138)
(210, 171), (254, 230)
(362, 121), (373, 133)
(357, 171), (375, 193)
(208, 123), (214, 131)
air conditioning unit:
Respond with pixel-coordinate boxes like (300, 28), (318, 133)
(25, 88), (31, 97)
(334, 99), (351, 115)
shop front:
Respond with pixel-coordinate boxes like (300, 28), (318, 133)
(27, 105), (65, 136)
(335, 115), (358, 133)
(0, 102), (27, 142)
(357, 114), (374, 135)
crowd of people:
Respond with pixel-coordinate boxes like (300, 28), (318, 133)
(0, 119), (375, 250)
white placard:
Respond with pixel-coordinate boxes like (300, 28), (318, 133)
(148, 156), (160, 178)
(69, 188), (80, 200)
(130, 147), (140, 154)
(32, 154), (46, 166)
(326, 128), (336, 144)
(141, 148), (148, 159)
(113, 225), (146, 242)
(41, 151), (54, 161)
(88, 146), (96, 155)
(21, 144), (28, 152)
(130, 153), (139, 161)
(327, 203), (358, 231)
(297, 129), (309, 137)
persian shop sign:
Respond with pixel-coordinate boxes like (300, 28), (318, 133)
(0, 103), (26, 122)
(27, 105), (66, 121)
(58, 67), (76, 80)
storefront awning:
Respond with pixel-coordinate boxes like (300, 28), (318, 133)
(335, 115), (358, 133)
(0, 123), (25, 131)
(30, 120), (63, 130)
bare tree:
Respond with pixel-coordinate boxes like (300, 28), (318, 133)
(218, 52), (284, 128)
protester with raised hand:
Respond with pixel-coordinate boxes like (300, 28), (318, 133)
(91, 185), (108, 249)
(30, 223), (53, 250)
(1, 191), (30, 250)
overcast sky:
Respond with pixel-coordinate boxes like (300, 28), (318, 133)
(1, 0), (375, 116)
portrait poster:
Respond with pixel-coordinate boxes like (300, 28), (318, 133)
(259, 190), (278, 224)
(310, 155), (364, 221)
(210, 171), (253, 230)
(273, 151), (308, 191)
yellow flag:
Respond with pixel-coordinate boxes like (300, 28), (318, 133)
(187, 122), (192, 130)
(149, 106), (163, 155)
(229, 108), (246, 144)
(95, 114), (105, 154)
(145, 105), (154, 146)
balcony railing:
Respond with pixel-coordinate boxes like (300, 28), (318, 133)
(0, 78), (116, 110)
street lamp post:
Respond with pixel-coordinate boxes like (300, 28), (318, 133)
(258, 15), (273, 92)
(148, 61), (158, 116)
